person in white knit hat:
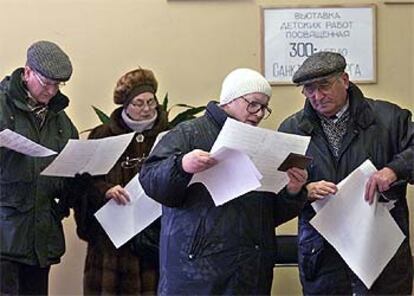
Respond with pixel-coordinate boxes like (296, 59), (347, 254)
(139, 68), (308, 295)
(219, 68), (273, 126)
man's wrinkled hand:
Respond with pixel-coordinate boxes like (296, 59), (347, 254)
(365, 167), (397, 204)
(306, 180), (337, 202)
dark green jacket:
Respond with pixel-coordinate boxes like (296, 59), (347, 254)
(0, 68), (78, 267)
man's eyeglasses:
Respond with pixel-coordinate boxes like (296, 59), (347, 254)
(240, 97), (272, 119)
(302, 75), (340, 97)
(33, 71), (65, 89)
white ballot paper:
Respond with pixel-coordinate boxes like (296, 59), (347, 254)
(41, 133), (135, 177)
(0, 128), (57, 157)
(310, 160), (405, 288)
(95, 175), (162, 249)
(189, 147), (262, 206)
(211, 118), (310, 193)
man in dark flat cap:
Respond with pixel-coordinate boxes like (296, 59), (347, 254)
(279, 51), (414, 295)
(0, 40), (78, 295)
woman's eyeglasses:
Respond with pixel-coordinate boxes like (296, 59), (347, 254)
(240, 97), (272, 119)
(129, 98), (157, 108)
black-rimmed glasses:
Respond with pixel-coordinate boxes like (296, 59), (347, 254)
(240, 97), (272, 119)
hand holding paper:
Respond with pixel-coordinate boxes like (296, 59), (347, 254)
(211, 118), (311, 193)
(105, 185), (131, 205)
(95, 174), (162, 249)
(182, 149), (218, 174)
(286, 167), (308, 194)
(310, 160), (405, 288)
(189, 147), (262, 206)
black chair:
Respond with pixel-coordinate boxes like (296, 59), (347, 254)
(275, 235), (298, 267)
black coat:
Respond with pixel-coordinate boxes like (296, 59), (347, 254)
(139, 101), (306, 295)
(279, 83), (414, 295)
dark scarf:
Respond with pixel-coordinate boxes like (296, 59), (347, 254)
(318, 110), (350, 158)
(26, 95), (48, 127)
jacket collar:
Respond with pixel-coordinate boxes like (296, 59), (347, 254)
(298, 82), (375, 134)
(205, 101), (228, 128)
(4, 68), (69, 114)
(109, 105), (168, 136)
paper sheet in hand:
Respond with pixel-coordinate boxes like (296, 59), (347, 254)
(95, 175), (162, 248)
(189, 147), (262, 206)
(211, 118), (310, 193)
(277, 153), (312, 172)
(0, 128), (57, 157)
(41, 133), (135, 177)
(310, 160), (405, 288)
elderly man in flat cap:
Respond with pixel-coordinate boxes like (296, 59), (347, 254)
(0, 40), (78, 295)
(279, 51), (414, 295)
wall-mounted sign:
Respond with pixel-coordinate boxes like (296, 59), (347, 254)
(261, 5), (376, 84)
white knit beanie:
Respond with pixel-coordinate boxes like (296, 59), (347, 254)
(219, 68), (272, 106)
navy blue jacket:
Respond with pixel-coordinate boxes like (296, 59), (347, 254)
(279, 83), (414, 295)
(139, 101), (306, 295)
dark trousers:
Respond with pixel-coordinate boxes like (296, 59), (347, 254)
(0, 259), (50, 295)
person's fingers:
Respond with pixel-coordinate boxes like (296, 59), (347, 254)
(365, 177), (377, 204)
(320, 181), (338, 193)
(114, 188), (130, 204)
(313, 193), (326, 200)
(289, 167), (308, 178)
(287, 168), (307, 183)
(182, 150), (215, 173)
(286, 170), (297, 181)
(377, 178), (391, 192)
(115, 195), (129, 205)
(311, 185), (335, 197)
(105, 185), (130, 204)
(317, 187), (333, 196)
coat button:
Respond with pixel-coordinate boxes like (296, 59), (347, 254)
(255, 245), (260, 250)
(188, 254), (194, 260)
(311, 248), (316, 254)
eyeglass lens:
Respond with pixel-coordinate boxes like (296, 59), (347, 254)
(242, 97), (272, 119)
(303, 76), (339, 96)
(34, 71), (64, 88)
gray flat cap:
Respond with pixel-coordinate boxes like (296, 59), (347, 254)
(27, 41), (72, 82)
(292, 51), (346, 85)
